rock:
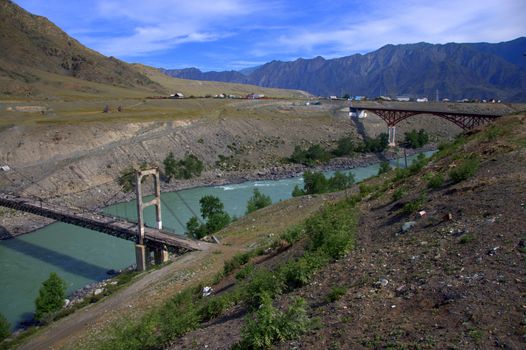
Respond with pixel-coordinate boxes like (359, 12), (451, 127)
(64, 299), (71, 307)
(94, 288), (104, 296)
(401, 221), (416, 233)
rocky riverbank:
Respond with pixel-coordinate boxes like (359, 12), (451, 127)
(0, 145), (436, 240)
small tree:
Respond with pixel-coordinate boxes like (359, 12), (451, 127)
(35, 272), (66, 321)
(246, 189), (272, 214)
(0, 313), (10, 342)
(378, 161), (391, 175)
(199, 195), (225, 219)
(333, 136), (354, 157)
(163, 152), (178, 182)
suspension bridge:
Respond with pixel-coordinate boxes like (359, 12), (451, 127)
(0, 168), (213, 271)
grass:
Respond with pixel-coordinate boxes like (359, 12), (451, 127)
(326, 286), (347, 302)
(90, 197), (358, 350)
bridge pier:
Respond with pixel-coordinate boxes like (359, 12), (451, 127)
(154, 246), (170, 265)
(135, 244), (148, 272)
(388, 126), (396, 147)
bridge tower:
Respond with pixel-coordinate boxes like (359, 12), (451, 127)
(135, 168), (169, 272)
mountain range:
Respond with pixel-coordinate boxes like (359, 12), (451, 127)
(162, 38), (526, 101)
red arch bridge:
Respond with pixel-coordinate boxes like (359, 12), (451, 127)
(349, 101), (511, 146)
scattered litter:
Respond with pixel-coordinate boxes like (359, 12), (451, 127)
(93, 288), (103, 296)
(0, 165), (10, 172)
(487, 247), (500, 256)
(418, 210), (427, 217)
(375, 278), (389, 288)
(443, 213), (453, 221)
(202, 286), (213, 297)
(401, 221), (416, 233)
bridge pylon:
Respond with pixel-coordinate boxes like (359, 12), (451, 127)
(135, 168), (169, 271)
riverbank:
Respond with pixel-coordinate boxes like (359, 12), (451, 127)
(0, 145), (436, 240)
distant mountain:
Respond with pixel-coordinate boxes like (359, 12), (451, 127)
(163, 38), (526, 101)
(0, 0), (165, 96)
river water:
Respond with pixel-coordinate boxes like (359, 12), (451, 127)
(0, 152), (433, 329)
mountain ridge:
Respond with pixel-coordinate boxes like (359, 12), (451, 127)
(162, 38), (526, 101)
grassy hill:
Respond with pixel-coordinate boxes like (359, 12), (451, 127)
(0, 0), (308, 100)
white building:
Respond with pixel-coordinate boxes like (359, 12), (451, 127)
(416, 97), (428, 102)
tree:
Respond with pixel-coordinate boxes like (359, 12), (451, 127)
(199, 195), (224, 219)
(246, 189), (272, 214)
(378, 161), (391, 175)
(0, 313), (10, 342)
(163, 152), (178, 181)
(328, 171), (355, 191)
(35, 272), (66, 321)
(186, 196), (230, 238)
(404, 129), (429, 149)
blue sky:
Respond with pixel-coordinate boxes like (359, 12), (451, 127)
(14, 0), (526, 71)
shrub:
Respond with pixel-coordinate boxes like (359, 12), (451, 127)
(281, 252), (329, 290)
(333, 136), (354, 157)
(427, 173), (445, 189)
(224, 252), (252, 276)
(164, 153), (203, 181)
(35, 272), (66, 321)
(326, 286), (347, 302)
(295, 171), (355, 196)
(393, 167), (410, 182)
(449, 157), (480, 183)
(289, 144), (330, 166)
(246, 189), (272, 214)
(401, 194), (427, 215)
(242, 269), (284, 309)
(378, 161), (391, 175)
(198, 295), (233, 321)
(392, 187), (406, 201)
(304, 200), (357, 259)
(291, 185), (305, 197)
(404, 129), (429, 149)
(237, 293), (309, 350)
(280, 225), (304, 245)
(0, 313), (10, 342)
(328, 171), (355, 191)
(408, 153), (429, 174)
(236, 264), (255, 280)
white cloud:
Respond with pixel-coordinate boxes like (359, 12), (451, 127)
(87, 0), (266, 56)
(252, 0), (526, 57)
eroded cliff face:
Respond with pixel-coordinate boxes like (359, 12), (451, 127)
(0, 114), (354, 202)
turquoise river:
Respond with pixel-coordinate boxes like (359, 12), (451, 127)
(0, 151), (433, 329)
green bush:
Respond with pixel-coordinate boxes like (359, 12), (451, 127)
(326, 286), (347, 302)
(35, 272), (66, 321)
(0, 313), (10, 342)
(246, 189), (272, 214)
(401, 194), (427, 215)
(333, 136), (354, 157)
(242, 269), (285, 309)
(236, 293), (309, 350)
(289, 144), (331, 166)
(304, 200), (357, 259)
(224, 252), (252, 276)
(281, 252), (329, 290)
(164, 153), (203, 181)
(236, 264), (255, 280)
(198, 295), (233, 321)
(294, 171), (355, 196)
(449, 157), (480, 183)
(393, 167), (410, 181)
(427, 173), (445, 189)
(392, 187), (406, 201)
(356, 133), (389, 153)
(378, 161), (391, 175)
(408, 153), (429, 174)
(280, 225), (304, 245)
(404, 129), (429, 149)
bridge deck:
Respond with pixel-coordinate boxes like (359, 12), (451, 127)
(350, 101), (514, 117)
(0, 193), (211, 252)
